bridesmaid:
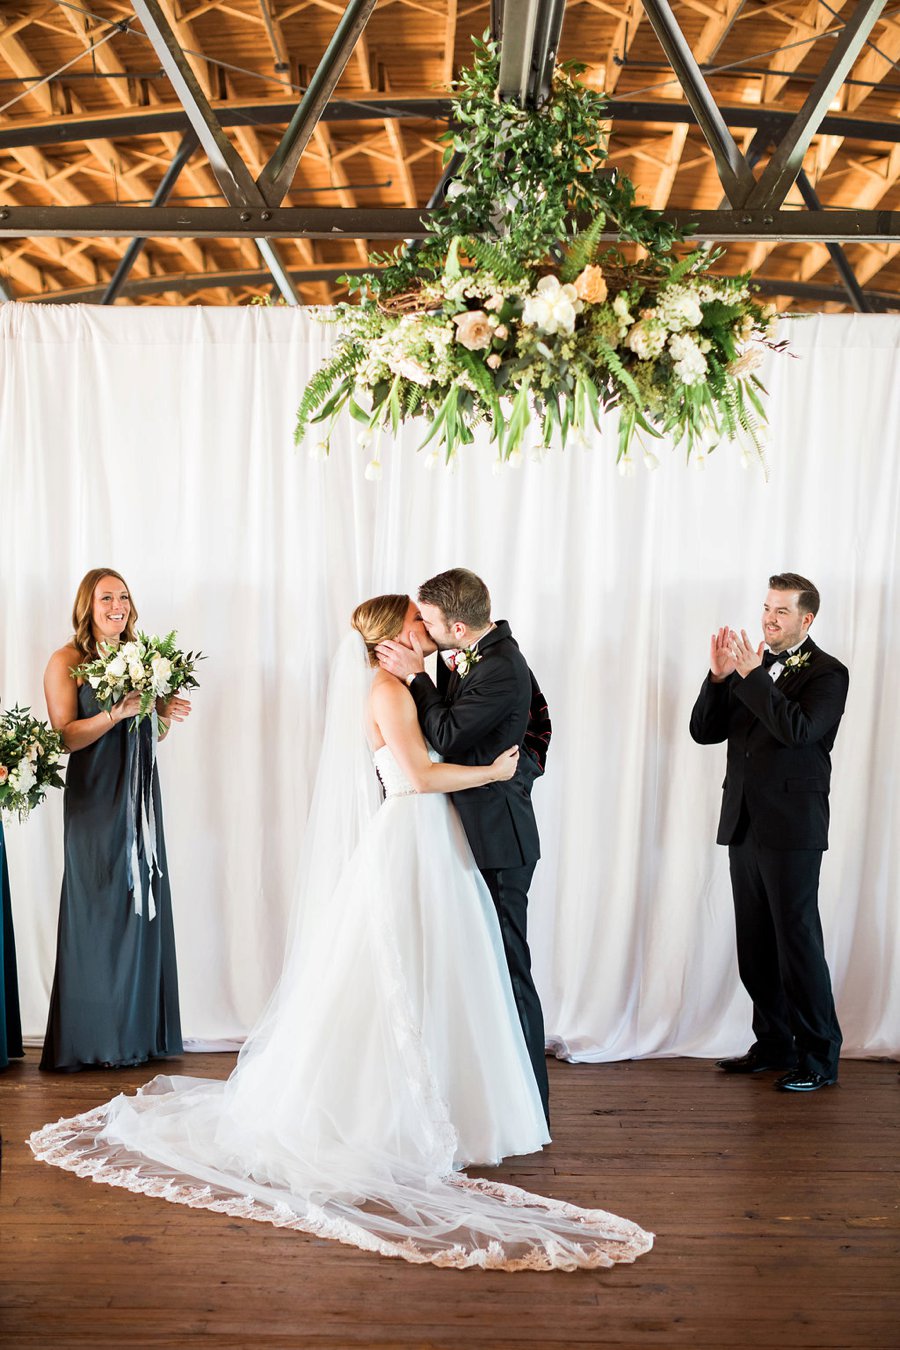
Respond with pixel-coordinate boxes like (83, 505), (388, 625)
(0, 818), (24, 1070)
(40, 568), (190, 1072)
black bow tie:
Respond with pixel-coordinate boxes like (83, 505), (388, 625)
(764, 649), (791, 668)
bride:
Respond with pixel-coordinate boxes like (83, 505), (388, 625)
(31, 595), (653, 1271)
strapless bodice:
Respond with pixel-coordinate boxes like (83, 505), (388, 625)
(373, 744), (441, 798)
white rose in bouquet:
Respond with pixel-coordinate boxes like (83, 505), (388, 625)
(151, 656), (173, 696)
(106, 653), (127, 680)
(128, 659), (145, 684)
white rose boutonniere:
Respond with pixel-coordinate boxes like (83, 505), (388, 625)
(448, 646), (482, 678)
(783, 650), (811, 675)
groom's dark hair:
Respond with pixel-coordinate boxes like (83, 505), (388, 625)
(418, 568), (491, 629)
(769, 572), (820, 617)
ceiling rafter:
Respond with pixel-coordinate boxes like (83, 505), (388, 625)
(2, 0), (900, 307)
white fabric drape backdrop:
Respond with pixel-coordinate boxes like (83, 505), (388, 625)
(1, 303), (897, 1059)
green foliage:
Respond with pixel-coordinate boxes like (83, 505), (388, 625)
(294, 34), (784, 473)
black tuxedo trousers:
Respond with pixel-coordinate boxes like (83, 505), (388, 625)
(410, 622), (550, 1121)
(690, 639), (849, 1079)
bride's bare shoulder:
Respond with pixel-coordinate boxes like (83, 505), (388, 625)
(370, 670), (406, 703)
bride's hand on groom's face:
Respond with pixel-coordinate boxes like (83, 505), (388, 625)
(376, 634), (425, 681)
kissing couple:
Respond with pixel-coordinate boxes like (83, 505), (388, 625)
(31, 569), (652, 1272)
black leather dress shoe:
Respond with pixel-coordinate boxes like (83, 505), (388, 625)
(716, 1050), (797, 1074)
(775, 1069), (837, 1092)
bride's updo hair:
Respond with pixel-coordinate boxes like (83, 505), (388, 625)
(351, 594), (410, 667)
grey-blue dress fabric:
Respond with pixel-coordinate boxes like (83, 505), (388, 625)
(1, 819), (24, 1069)
(41, 684), (182, 1071)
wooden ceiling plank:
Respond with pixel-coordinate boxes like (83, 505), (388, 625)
(845, 14), (900, 113)
(760, 0), (851, 106)
(313, 123), (370, 263)
(443, 0), (458, 90)
(0, 14), (54, 117)
(59, 5), (134, 109)
(603, 1), (643, 96)
(0, 241), (47, 293)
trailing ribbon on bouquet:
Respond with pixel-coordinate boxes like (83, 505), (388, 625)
(126, 709), (163, 921)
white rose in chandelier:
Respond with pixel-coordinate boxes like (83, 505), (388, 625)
(388, 356), (435, 387)
(668, 332), (708, 385)
(522, 275), (583, 335)
(625, 318), (666, 360)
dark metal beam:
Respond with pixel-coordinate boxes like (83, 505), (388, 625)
(131, 0), (261, 208)
(257, 0), (378, 206)
(497, 0), (567, 109)
(794, 168), (872, 313)
(255, 236), (300, 304)
(7, 98), (900, 152)
(130, 2), (302, 305)
(640, 0), (757, 207)
(101, 129), (197, 304)
(746, 0), (890, 210)
(750, 278), (898, 311)
(3, 204), (900, 242)
(25, 265), (900, 310)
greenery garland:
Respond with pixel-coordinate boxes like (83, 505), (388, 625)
(295, 36), (785, 477)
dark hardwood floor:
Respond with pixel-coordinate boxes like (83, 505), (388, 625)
(2, 1053), (898, 1349)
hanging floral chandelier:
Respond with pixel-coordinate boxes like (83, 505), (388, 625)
(295, 36), (785, 477)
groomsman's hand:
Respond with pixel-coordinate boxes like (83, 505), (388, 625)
(731, 628), (764, 679)
(376, 634), (425, 682)
(709, 627), (738, 682)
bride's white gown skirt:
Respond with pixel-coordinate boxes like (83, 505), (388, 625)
(31, 755), (653, 1270)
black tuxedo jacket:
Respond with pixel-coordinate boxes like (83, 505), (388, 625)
(409, 621), (545, 870)
(689, 637), (849, 851)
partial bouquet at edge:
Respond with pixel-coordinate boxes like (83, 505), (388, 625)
(0, 705), (64, 822)
(72, 631), (203, 727)
(295, 36), (787, 476)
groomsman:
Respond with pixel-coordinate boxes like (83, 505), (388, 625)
(690, 573), (849, 1092)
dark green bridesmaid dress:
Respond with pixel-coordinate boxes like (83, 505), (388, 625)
(1, 818), (24, 1070)
(40, 683), (183, 1071)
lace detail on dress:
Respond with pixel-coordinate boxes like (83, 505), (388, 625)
(28, 1106), (653, 1272)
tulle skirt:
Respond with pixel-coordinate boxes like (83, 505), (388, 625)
(31, 793), (653, 1271)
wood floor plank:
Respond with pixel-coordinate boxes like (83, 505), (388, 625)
(1, 1052), (898, 1349)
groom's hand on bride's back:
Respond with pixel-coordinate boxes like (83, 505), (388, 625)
(376, 634), (425, 682)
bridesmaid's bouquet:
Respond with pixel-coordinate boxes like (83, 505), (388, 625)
(0, 704), (65, 822)
(72, 631), (204, 727)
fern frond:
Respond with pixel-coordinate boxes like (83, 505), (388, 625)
(294, 343), (364, 444)
(460, 236), (529, 287)
(559, 215), (607, 283)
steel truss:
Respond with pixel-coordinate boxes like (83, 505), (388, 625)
(1, 0), (898, 300)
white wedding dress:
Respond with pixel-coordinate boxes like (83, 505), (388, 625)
(30, 635), (652, 1271)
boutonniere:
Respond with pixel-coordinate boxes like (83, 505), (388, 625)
(448, 645), (482, 678)
(782, 650), (811, 675)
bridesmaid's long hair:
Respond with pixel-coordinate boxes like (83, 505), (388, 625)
(351, 594), (410, 668)
(71, 567), (138, 660)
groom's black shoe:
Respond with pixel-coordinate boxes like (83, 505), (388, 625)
(775, 1068), (837, 1092)
(716, 1049), (798, 1075)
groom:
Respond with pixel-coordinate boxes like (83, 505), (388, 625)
(377, 567), (551, 1124)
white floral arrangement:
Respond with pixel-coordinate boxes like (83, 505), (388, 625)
(295, 38), (787, 478)
(0, 705), (64, 822)
(72, 631), (203, 727)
